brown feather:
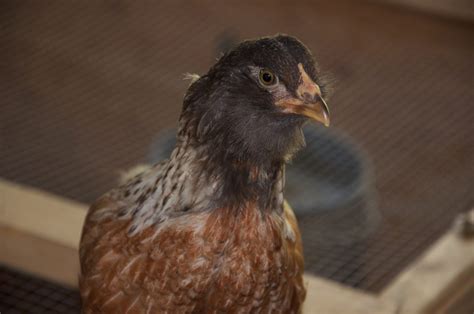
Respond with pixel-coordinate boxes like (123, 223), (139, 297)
(80, 197), (305, 313)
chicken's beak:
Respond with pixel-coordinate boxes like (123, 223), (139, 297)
(275, 63), (330, 127)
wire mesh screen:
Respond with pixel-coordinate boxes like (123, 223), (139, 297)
(1, 0), (473, 308)
(0, 265), (81, 313)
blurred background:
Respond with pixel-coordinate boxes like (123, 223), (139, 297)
(1, 0), (473, 313)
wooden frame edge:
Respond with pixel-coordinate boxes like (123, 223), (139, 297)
(380, 228), (474, 313)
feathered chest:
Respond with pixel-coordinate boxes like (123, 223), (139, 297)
(80, 200), (305, 313)
(80, 142), (305, 313)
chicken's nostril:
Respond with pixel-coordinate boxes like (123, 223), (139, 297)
(302, 92), (319, 103)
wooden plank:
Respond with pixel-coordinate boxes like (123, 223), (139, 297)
(0, 178), (87, 248)
(303, 276), (395, 314)
(0, 225), (80, 288)
(381, 228), (474, 313)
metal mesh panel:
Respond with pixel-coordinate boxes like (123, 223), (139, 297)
(1, 1), (473, 309)
(0, 265), (80, 313)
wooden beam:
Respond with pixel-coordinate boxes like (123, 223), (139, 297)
(0, 178), (87, 248)
(381, 227), (474, 313)
(0, 225), (80, 288)
(303, 276), (395, 314)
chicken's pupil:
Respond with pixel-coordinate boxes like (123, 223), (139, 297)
(263, 72), (273, 83)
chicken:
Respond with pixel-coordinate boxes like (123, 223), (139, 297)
(79, 34), (330, 313)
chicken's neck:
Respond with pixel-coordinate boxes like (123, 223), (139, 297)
(167, 136), (286, 213)
(115, 136), (286, 235)
(204, 148), (286, 213)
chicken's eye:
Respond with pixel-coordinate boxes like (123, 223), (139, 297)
(259, 69), (278, 87)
